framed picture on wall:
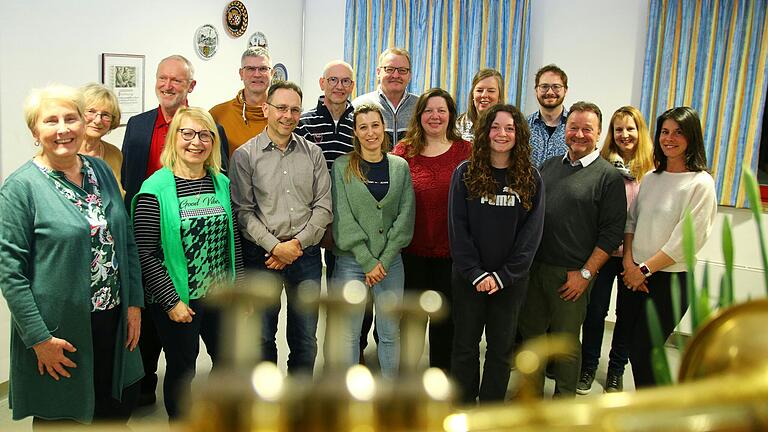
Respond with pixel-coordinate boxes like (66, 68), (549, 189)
(101, 53), (145, 125)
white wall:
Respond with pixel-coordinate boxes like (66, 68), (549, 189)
(0, 0), (305, 384)
(301, 0), (347, 109)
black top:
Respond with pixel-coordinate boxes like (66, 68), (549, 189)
(361, 157), (390, 201)
(448, 162), (546, 290)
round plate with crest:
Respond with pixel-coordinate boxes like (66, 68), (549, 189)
(248, 31), (268, 49)
(273, 63), (288, 82)
(194, 24), (218, 60)
(224, 1), (248, 37)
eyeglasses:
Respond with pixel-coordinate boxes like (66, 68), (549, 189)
(536, 84), (565, 93)
(178, 128), (214, 143)
(242, 65), (272, 74)
(325, 76), (354, 88)
(380, 66), (410, 75)
(267, 102), (302, 116)
(85, 109), (113, 123)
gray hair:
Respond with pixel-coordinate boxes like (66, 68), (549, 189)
(241, 47), (271, 66)
(158, 54), (195, 80)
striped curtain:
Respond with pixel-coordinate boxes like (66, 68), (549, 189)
(344, 0), (531, 113)
(639, 0), (768, 207)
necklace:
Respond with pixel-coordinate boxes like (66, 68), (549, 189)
(179, 174), (205, 198)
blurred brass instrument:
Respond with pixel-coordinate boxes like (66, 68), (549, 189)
(445, 298), (768, 432)
(48, 283), (765, 431)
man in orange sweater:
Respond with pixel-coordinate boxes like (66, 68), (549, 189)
(210, 46), (273, 156)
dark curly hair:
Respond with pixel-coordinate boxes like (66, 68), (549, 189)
(465, 104), (537, 210)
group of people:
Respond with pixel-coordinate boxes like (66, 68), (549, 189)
(0, 45), (717, 426)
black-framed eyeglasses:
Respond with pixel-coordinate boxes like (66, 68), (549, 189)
(85, 109), (113, 123)
(536, 84), (565, 93)
(325, 76), (354, 88)
(242, 65), (272, 74)
(178, 128), (214, 143)
(380, 66), (410, 75)
(266, 103), (302, 116)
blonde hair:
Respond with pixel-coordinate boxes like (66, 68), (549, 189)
(24, 84), (84, 134)
(377, 47), (411, 68)
(600, 106), (654, 182)
(80, 83), (121, 131)
(160, 107), (221, 175)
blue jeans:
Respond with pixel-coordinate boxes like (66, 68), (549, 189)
(243, 240), (322, 374)
(332, 254), (404, 378)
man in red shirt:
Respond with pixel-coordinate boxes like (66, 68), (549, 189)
(120, 54), (228, 406)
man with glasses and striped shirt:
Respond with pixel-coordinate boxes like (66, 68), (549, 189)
(527, 64), (570, 167)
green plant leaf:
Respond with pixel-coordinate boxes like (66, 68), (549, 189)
(646, 301), (672, 385)
(742, 168), (768, 294)
(720, 217), (734, 308)
(670, 275), (684, 351)
(697, 263), (712, 326)
(682, 211), (698, 328)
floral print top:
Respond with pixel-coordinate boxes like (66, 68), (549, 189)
(34, 156), (120, 312)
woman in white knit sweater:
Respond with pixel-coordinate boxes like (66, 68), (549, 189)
(621, 106), (717, 388)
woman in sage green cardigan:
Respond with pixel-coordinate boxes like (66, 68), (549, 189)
(0, 85), (143, 425)
(331, 104), (415, 377)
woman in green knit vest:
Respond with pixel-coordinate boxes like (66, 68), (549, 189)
(331, 103), (415, 377)
(132, 107), (242, 420)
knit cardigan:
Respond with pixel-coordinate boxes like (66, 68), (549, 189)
(331, 154), (415, 272)
(0, 156), (144, 422)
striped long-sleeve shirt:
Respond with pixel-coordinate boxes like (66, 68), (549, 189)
(133, 174), (244, 310)
(296, 96), (355, 171)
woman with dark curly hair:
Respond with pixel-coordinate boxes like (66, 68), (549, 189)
(448, 104), (545, 404)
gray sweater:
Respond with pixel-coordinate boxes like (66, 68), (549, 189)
(352, 88), (418, 144)
(536, 155), (627, 268)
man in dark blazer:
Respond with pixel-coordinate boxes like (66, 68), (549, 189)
(121, 54), (228, 406)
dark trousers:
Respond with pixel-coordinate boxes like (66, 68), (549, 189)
(243, 240), (321, 374)
(402, 253), (454, 372)
(580, 256), (633, 374)
(138, 306), (162, 397)
(451, 270), (527, 404)
(517, 261), (594, 397)
(627, 271), (688, 388)
(151, 300), (220, 420)
(34, 309), (140, 428)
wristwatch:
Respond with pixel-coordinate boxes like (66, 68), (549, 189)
(580, 268), (592, 281)
(639, 262), (653, 278)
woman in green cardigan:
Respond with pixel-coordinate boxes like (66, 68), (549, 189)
(0, 85), (144, 426)
(132, 107), (242, 420)
(331, 103), (415, 377)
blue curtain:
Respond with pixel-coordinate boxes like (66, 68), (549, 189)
(344, 0), (531, 113)
(639, 0), (768, 207)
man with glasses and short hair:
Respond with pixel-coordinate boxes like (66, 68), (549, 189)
(210, 46), (273, 155)
(352, 47), (417, 143)
(527, 64), (570, 167)
(295, 59), (355, 286)
(230, 81), (332, 375)
(121, 54), (229, 407)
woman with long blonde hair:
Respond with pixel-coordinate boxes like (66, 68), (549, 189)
(577, 106), (654, 395)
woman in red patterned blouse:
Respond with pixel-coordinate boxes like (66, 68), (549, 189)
(392, 88), (471, 372)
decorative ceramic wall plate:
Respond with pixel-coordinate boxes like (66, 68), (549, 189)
(248, 31), (268, 49)
(195, 24), (219, 60)
(273, 63), (288, 82)
(224, 1), (248, 37)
